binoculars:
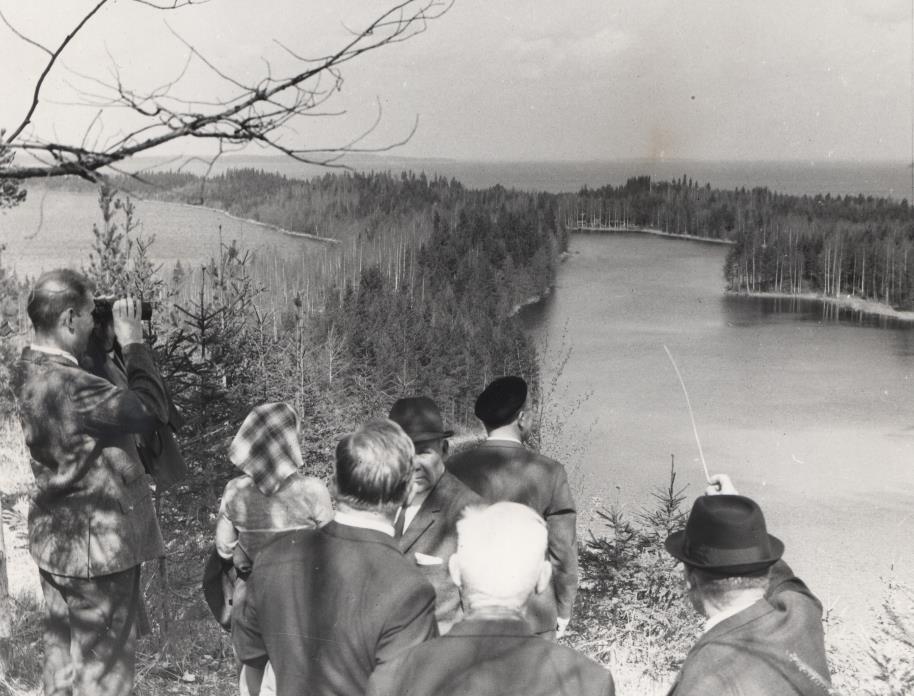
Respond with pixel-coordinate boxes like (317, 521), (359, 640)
(92, 297), (153, 322)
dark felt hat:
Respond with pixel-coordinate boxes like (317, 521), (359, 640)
(388, 397), (453, 444)
(474, 376), (528, 428)
(664, 494), (784, 575)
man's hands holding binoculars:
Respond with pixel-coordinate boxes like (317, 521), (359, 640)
(111, 297), (146, 347)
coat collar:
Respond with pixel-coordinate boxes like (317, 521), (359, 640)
(398, 472), (460, 551)
(692, 597), (773, 648)
(20, 346), (81, 369)
(477, 439), (526, 451)
(446, 615), (533, 638)
(322, 519), (400, 551)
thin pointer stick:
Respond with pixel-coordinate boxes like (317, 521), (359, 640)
(663, 345), (712, 483)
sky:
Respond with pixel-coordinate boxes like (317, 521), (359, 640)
(1, 0), (913, 163)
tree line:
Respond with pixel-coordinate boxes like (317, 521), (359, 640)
(570, 176), (914, 309)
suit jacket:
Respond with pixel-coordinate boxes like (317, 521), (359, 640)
(669, 560), (831, 696)
(233, 520), (438, 696)
(446, 439), (578, 633)
(398, 471), (482, 634)
(12, 345), (167, 578)
(366, 615), (614, 696)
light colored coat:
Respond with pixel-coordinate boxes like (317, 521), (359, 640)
(13, 345), (167, 578)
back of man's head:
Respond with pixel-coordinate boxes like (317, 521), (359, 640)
(27, 269), (94, 334)
(686, 565), (770, 609)
(451, 502), (549, 611)
(474, 376), (528, 431)
(335, 418), (414, 514)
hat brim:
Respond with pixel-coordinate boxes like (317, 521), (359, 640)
(664, 530), (784, 575)
(409, 430), (454, 444)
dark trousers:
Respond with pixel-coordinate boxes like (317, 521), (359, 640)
(39, 566), (143, 696)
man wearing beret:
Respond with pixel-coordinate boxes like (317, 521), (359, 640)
(445, 376), (577, 639)
(389, 397), (482, 634)
(664, 474), (831, 696)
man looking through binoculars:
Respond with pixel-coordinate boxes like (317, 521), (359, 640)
(12, 269), (171, 696)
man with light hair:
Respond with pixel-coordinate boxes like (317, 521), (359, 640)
(366, 502), (614, 696)
(233, 419), (438, 696)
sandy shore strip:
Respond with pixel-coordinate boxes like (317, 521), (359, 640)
(140, 198), (341, 245)
(731, 289), (914, 322)
(572, 226), (734, 245)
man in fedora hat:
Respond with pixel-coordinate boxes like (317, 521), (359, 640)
(445, 376), (577, 640)
(388, 397), (482, 634)
(664, 474), (831, 696)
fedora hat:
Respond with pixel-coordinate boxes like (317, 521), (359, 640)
(664, 495), (784, 575)
(389, 397), (454, 444)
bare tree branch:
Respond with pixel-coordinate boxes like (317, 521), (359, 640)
(1, 0), (453, 181)
(4, 0), (110, 145)
(0, 7), (52, 56)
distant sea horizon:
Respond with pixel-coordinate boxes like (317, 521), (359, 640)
(18, 153), (914, 200)
(107, 154), (914, 200)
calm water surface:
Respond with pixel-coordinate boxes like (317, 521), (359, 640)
(0, 191), (327, 278)
(522, 233), (914, 631)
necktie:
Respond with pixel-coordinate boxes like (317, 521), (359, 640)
(393, 504), (408, 538)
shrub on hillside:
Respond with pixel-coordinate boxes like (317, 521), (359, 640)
(572, 461), (700, 681)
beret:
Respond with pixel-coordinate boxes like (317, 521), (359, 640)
(474, 376), (528, 428)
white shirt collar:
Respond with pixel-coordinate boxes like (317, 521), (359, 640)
(703, 597), (764, 634)
(29, 344), (79, 366)
(486, 434), (522, 444)
(334, 510), (395, 537)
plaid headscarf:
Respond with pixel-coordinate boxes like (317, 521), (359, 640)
(229, 403), (303, 496)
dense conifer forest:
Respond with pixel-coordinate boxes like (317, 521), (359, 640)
(108, 169), (560, 433)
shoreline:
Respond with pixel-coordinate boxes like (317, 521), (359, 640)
(729, 289), (914, 323)
(506, 252), (568, 317)
(139, 198), (341, 246)
(571, 226), (734, 245)
(508, 286), (552, 317)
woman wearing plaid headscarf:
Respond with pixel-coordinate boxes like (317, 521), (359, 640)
(215, 402), (333, 695)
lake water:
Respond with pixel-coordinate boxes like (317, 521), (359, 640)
(521, 232), (914, 632)
(0, 191), (328, 279)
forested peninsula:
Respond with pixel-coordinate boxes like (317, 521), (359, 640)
(574, 176), (914, 311)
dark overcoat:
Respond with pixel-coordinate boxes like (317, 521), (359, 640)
(12, 345), (167, 578)
(233, 521), (438, 696)
(398, 471), (482, 633)
(446, 439), (578, 633)
(668, 560), (831, 696)
(366, 616), (614, 696)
